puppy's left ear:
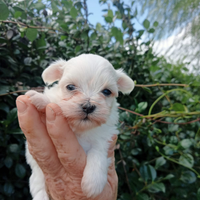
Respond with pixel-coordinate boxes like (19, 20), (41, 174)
(116, 69), (135, 94)
(42, 59), (66, 84)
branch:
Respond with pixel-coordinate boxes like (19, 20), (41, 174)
(118, 107), (200, 126)
(83, 0), (88, 24)
(0, 20), (82, 42)
(118, 106), (144, 117)
(154, 118), (200, 125)
(0, 88), (43, 97)
(0, 83), (190, 97)
(1, 88), (199, 125)
(136, 83), (188, 87)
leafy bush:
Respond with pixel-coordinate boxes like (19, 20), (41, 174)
(0, 0), (200, 199)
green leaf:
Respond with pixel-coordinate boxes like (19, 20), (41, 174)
(3, 182), (14, 196)
(155, 157), (166, 169)
(190, 81), (200, 86)
(105, 16), (112, 23)
(7, 108), (17, 122)
(148, 182), (165, 193)
(148, 165), (157, 181)
(13, 7), (26, 19)
(15, 164), (26, 178)
(34, 2), (45, 10)
(171, 103), (186, 112)
(153, 21), (159, 27)
(4, 157), (13, 168)
(138, 102), (148, 112)
(104, 9), (113, 23)
(179, 139), (193, 149)
(131, 148), (141, 155)
(24, 57), (32, 65)
(140, 165), (149, 182)
(51, 1), (59, 13)
(0, 3), (9, 20)
(148, 28), (155, 33)
(75, 45), (81, 53)
(179, 154), (194, 168)
(120, 134), (130, 140)
(142, 87), (152, 94)
(14, 11), (22, 19)
(70, 7), (78, 19)
(136, 193), (149, 200)
(8, 128), (23, 134)
(164, 174), (174, 180)
(163, 146), (174, 156)
(90, 32), (97, 40)
(60, 35), (67, 40)
(169, 136), (178, 144)
(195, 128), (200, 141)
(36, 38), (46, 48)
(122, 22), (127, 30)
(58, 41), (66, 47)
(62, 0), (73, 8)
(197, 188), (200, 200)
(121, 193), (132, 200)
(111, 27), (123, 45)
(155, 146), (159, 152)
(137, 30), (145, 38)
(139, 165), (156, 181)
(26, 28), (38, 42)
(96, 23), (102, 31)
(168, 124), (179, 133)
(180, 171), (196, 184)
(9, 144), (19, 153)
(0, 86), (9, 95)
(143, 19), (150, 29)
(0, 102), (9, 113)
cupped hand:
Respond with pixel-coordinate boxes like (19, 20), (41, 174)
(16, 95), (118, 200)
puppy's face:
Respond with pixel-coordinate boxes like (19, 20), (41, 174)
(42, 54), (134, 132)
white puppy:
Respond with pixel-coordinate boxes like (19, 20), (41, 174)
(25, 54), (134, 199)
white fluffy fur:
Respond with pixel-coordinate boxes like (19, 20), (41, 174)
(25, 54), (134, 199)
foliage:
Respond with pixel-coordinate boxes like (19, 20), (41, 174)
(0, 0), (200, 199)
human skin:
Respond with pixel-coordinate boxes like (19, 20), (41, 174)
(16, 95), (118, 200)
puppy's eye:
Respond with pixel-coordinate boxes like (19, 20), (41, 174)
(102, 89), (112, 96)
(66, 84), (76, 91)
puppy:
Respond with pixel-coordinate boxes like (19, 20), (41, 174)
(25, 54), (134, 199)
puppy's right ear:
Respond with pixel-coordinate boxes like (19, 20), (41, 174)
(42, 59), (66, 84)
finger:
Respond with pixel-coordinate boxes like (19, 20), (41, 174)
(107, 135), (118, 178)
(46, 103), (86, 177)
(107, 135), (118, 158)
(16, 96), (62, 175)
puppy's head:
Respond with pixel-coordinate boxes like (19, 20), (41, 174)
(42, 54), (134, 131)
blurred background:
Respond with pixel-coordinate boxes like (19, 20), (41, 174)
(0, 0), (200, 199)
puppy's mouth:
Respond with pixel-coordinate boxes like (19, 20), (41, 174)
(83, 116), (89, 120)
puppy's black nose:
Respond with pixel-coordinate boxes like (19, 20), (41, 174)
(82, 103), (96, 114)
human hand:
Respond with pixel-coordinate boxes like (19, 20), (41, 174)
(16, 95), (118, 200)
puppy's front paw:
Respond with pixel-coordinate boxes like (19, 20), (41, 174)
(32, 190), (49, 200)
(26, 90), (50, 111)
(81, 169), (107, 198)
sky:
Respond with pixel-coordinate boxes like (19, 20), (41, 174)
(86, 1), (198, 72)
(87, 0), (145, 30)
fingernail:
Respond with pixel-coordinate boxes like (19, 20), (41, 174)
(46, 106), (55, 122)
(16, 100), (27, 113)
(112, 135), (118, 143)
